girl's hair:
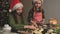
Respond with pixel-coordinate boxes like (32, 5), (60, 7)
(33, 5), (42, 12)
(11, 10), (24, 24)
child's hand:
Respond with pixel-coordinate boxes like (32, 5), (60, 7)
(34, 24), (38, 28)
(24, 25), (37, 30)
(29, 25), (37, 30)
(30, 20), (38, 28)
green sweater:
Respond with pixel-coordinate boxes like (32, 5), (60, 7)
(9, 13), (25, 30)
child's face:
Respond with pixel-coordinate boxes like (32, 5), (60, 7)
(16, 7), (23, 15)
(49, 20), (57, 25)
(52, 20), (57, 25)
(35, 0), (42, 8)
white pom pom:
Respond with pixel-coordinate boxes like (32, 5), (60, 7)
(9, 9), (12, 12)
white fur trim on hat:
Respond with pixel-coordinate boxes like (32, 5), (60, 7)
(33, 0), (43, 3)
(12, 3), (23, 11)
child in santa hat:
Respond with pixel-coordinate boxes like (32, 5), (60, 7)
(9, 0), (37, 32)
(27, 0), (45, 28)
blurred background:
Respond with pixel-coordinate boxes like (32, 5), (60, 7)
(0, 0), (60, 34)
(0, 0), (60, 27)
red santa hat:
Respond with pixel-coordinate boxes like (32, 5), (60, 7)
(33, 0), (43, 4)
(9, 0), (23, 12)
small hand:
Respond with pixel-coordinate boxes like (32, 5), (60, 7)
(24, 25), (37, 30)
(31, 20), (38, 28)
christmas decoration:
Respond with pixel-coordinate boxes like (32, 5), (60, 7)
(0, 0), (10, 27)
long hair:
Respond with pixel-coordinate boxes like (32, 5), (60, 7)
(33, 5), (42, 12)
(11, 10), (24, 24)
